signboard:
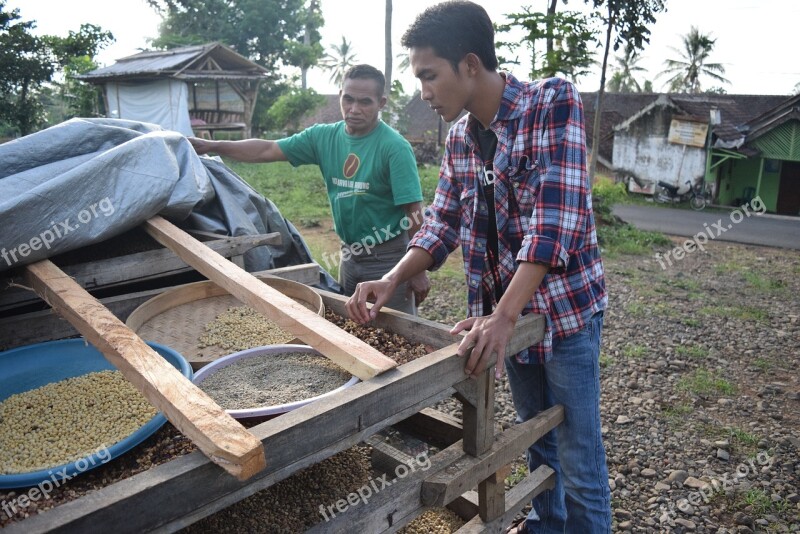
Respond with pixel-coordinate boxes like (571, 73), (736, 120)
(668, 119), (709, 148)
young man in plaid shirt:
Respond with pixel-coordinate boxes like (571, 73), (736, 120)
(347, 1), (610, 532)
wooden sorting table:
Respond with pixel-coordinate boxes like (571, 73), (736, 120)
(1, 217), (563, 533)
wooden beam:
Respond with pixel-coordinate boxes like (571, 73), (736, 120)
(0, 233), (281, 312)
(421, 405), (563, 508)
(0, 263), (320, 351)
(23, 260), (266, 481)
(455, 465), (556, 533)
(3, 315), (543, 534)
(142, 216), (395, 380)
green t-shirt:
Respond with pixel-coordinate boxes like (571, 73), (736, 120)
(277, 121), (422, 245)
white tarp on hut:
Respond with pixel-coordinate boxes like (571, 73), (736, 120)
(106, 80), (193, 136)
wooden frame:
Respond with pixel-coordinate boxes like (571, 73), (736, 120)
(2, 284), (559, 533)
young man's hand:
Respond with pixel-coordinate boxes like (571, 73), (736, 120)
(346, 279), (398, 323)
(450, 312), (516, 379)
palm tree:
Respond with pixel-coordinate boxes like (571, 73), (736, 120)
(607, 46), (647, 93)
(659, 26), (730, 93)
(320, 36), (358, 86)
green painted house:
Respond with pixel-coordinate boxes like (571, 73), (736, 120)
(705, 94), (800, 215)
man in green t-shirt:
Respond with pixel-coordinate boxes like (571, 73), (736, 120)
(189, 64), (429, 314)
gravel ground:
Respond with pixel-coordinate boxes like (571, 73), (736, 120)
(420, 237), (800, 533)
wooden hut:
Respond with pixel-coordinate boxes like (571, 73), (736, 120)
(78, 42), (268, 138)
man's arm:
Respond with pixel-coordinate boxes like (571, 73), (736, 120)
(188, 137), (288, 163)
(401, 201), (431, 304)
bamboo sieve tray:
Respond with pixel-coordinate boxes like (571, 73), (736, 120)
(126, 276), (324, 370)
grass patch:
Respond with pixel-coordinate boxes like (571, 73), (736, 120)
(675, 345), (709, 359)
(598, 224), (671, 257)
(624, 302), (647, 316)
(729, 427), (759, 448)
(753, 358), (771, 372)
(742, 271), (786, 292)
(505, 463), (528, 487)
(662, 403), (693, 421)
(739, 488), (774, 516)
(677, 369), (736, 396)
(599, 353), (613, 368)
(229, 160), (332, 222)
(622, 344), (648, 359)
(665, 277), (701, 292)
(699, 305), (769, 322)
(682, 317), (701, 327)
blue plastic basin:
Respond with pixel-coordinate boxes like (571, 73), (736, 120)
(0, 338), (191, 489)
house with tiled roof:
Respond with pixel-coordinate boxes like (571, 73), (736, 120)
(608, 92), (796, 214)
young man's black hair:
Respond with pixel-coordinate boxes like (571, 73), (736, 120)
(401, 0), (498, 72)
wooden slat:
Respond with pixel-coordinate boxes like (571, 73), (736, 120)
(23, 260), (266, 481)
(421, 405), (564, 508)
(3, 315), (543, 534)
(321, 289), (462, 348)
(0, 234), (281, 312)
(455, 465), (556, 533)
(143, 216), (395, 380)
(0, 264), (320, 351)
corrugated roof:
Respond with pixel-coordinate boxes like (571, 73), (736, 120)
(78, 42), (267, 82)
(83, 49), (203, 78)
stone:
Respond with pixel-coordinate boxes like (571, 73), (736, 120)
(668, 470), (690, 484)
(717, 448), (730, 461)
(675, 518), (697, 530)
(641, 468), (657, 478)
(616, 415), (633, 425)
(684, 477), (710, 490)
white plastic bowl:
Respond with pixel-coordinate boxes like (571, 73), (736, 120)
(191, 344), (359, 419)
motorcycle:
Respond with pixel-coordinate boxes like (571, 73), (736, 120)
(655, 179), (708, 211)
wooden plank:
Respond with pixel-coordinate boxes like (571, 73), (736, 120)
(395, 407), (463, 447)
(0, 234), (281, 312)
(320, 289), (463, 349)
(455, 465), (556, 534)
(421, 406), (564, 508)
(478, 471), (506, 521)
(143, 216), (395, 380)
(0, 264), (320, 350)
(4, 315), (543, 534)
(460, 373), (495, 457)
(23, 260), (266, 481)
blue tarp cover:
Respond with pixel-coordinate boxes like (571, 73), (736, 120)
(0, 118), (325, 282)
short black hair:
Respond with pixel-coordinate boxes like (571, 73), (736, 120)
(343, 64), (386, 96)
(401, 1), (498, 72)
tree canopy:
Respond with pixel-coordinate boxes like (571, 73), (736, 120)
(0, 1), (114, 136)
(147, 0), (321, 75)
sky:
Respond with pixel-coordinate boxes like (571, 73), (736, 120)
(6, 0), (800, 97)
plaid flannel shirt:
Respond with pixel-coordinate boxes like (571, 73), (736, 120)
(409, 73), (607, 363)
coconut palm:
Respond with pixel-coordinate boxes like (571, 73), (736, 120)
(319, 36), (358, 86)
(607, 46), (647, 93)
(659, 26), (729, 93)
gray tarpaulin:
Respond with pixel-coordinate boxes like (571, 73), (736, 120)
(0, 118), (336, 290)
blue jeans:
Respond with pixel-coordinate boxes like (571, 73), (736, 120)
(505, 311), (611, 533)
